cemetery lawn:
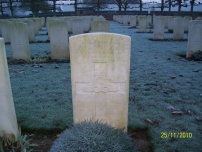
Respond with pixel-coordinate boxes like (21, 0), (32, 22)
(6, 21), (202, 152)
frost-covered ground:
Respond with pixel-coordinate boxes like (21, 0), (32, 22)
(6, 21), (202, 151)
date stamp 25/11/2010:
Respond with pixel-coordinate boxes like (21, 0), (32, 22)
(161, 132), (192, 138)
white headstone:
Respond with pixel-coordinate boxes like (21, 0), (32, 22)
(49, 21), (69, 59)
(10, 22), (30, 60)
(70, 33), (131, 131)
(72, 18), (83, 35)
(130, 16), (137, 27)
(195, 17), (202, 20)
(0, 38), (19, 138)
(164, 16), (170, 28)
(23, 19), (35, 42)
(153, 16), (165, 39)
(91, 20), (110, 32)
(82, 17), (91, 32)
(173, 17), (184, 40)
(138, 16), (147, 32)
(1, 21), (12, 43)
(183, 16), (192, 31)
(187, 21), (202, 58)
(147, 15), (152, 26)
(168, 16), (175, 32)
(123, 15), (129, 26)
(64, 17), (73, 33)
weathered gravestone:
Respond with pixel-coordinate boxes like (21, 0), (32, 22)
(123, 15), (130, 26)
(0, 38), (19, 138)
(49, 21), (69, 59)
(183, 16), (192, 32)
(147, 15), (152, 26)
(91, 20), (110, 32)
(187, 21), (202, 58)
(168, 16), (175, 32)
(1, 20), (12, 43)
(82, 16), (91, 32)
(130, 16), (137, 27)
(153, 16), (165, 39)
(173, 17), (184, 40)
(10, 22), (30, 60)
(72, 18), (84, 35)
(23, 19), (35, 42)
(195, 17), (202, 20)
(138, 16), (147, 32)
(70, 33), (131, 131)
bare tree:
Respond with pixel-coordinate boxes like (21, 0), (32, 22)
(165, 0), (174, 14)
(20, 0), (51, 17)
(114, 0), (122, 12)
(83, 0), (108, 14)
(74, 0), (78, 13)
(161, 0), (164, 12)
(190, 0), (195, 12)
(121, 0), (137, 13)
(0, 0), (19, 17)
(0, 0), (7, 15)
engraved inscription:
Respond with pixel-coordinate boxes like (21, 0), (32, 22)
(84, 63), (119, 93)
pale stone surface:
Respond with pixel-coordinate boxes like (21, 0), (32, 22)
(82, 17), (91, 32)
(0, 38), (19, 138)
(10, 22), (30, 60)
(123, 15), (129, 26)
(70, 33), (131, 131)
(183, 16), (192, 31)
(91, 20), (110, 32)
(1, 20), (12, 43)
(64, 17), (73, 33)
(138, 16), (147, 32)
(147, 15), (152, 26)
(130, 16), (137, 27)
(49, 21), (69, 59)
(168, 16), (175, 31)
(47, 19), (59, 39)
(93, 16), (106, 21)
(153, 16), (165, 39)
(173, 17), (184, 40)
(72, 18), (83, 35)
(164, 16), (170, 28)
(23, 19), (35, 42)
(187, 21), (202, 58)
(195, 17), (202, 20)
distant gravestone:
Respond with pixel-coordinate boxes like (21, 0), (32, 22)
(64, 17), (73, 33)
(1, 20), (12, 43)
(0, 38), (19, 138)
(23, 19), (35, 42)
(130, 16), (137, 27)
(123, 15), (129, 26)
(49, 21), (69, 59)
(10, 22), (30, 60)
(164, 16), (170, 28)
(173, 17), (184, 40)
(195, 17), (202, 20)
(72, 18), (83, 35)
(153, 17), (165, 39)
(168, 16), (175, 32)
(70, 33), (131, 131)
(82, 17), (91, 32)
(91, 20), (110, 32)
(187, 21), (202, 58)
(183, 16), (192, 32)
(147, 15), (152, 26)
(138, 16), (147, 32)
